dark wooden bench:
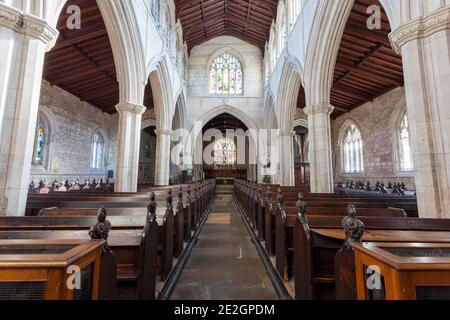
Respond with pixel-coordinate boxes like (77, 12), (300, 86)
(0, 203), (162, 300)
(275, 195), (407, 282)
(294, 207), (450, 300)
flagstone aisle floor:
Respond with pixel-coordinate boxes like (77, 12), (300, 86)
(171, 186), (278, 300)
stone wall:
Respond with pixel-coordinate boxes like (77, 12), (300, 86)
(187, 36), (264, 129)
(30, 80), (119, 184)
(331, 87), (416, 190)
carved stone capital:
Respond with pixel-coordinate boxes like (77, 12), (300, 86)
(115, 102), (147, 115)
(0, 3), (59, 51)
(390, 7), (450, 54)
(304, 103), (334, 116)
(0, 4), (22, 31)
(280, 129), (295, 137)
(155, 128), (173, 136)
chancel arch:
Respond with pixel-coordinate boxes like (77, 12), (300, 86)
(190, 106), (259, 183)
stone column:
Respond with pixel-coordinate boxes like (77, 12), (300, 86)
(155, 128), (173, 186)
(115, 102), (146, 192)
(390, 7), (450, 218)
(304, 103), (334, 193)
(279, 130), (295, 186)
(0, 4), (58, 216)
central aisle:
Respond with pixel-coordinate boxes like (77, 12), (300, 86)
(171, 185), (278, 300)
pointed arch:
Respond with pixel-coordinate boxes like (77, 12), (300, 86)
(303, 0), (354, 106)
(277, 59), (303, 131)
(149, 57), (174, 130)
(190, 105), (259, 159)
(97, 0), (147, 105)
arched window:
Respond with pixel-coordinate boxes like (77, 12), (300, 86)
(91, 131), (105, 170)
(214, 138), (237, 165)
(398, 111), (413, 171)
(32, 117), (47, 166)
(341, 122), (364, 174)
(209, 52), (243, 95)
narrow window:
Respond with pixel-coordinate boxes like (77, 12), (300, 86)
(342, 122), (364, 174)
(399, 111), (413, 171)
(91, 132), (105, 170)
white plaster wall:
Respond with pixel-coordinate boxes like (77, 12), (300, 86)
(186, 36), (264, 129)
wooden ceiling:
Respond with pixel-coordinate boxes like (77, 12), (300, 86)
(43, 0), (119, 114)
(175, 0), (279, 52)
(203, 113), (248, 133)
(297, 0), (404, 118)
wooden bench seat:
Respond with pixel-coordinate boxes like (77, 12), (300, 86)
(0, 206), (161, 300)
(274, 199), (408, 282)
(295, 210), (450, 300)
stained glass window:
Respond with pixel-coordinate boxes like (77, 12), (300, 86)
(214, 138), (237, 165)
(342, 122), (364, 174)
(399, 112), (413, 171)
(209, 52), (243, 95)
(91, 132), (105, 170)
(33, 126), (45, 165)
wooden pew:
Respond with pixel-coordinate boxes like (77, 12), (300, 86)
(32, 191), (176, 281)
(26, 181), (216, 283)
(294, 206), (450, 300)
(25, 181), (215, 216)
(0, 205), (160, 300)
(234, 180), (418, 220)
(34, 182), (215, 259)
(275, 194), (407, 282)
(0, 239), (105, 300)
(352, 242), (450, 300)
(235, 185), (416, 256)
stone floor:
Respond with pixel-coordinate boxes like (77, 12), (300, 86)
(171, 190), (278, 300)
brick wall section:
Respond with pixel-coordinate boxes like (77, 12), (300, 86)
(30, 80), (118, 183)
(331, 87), (416, 190)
